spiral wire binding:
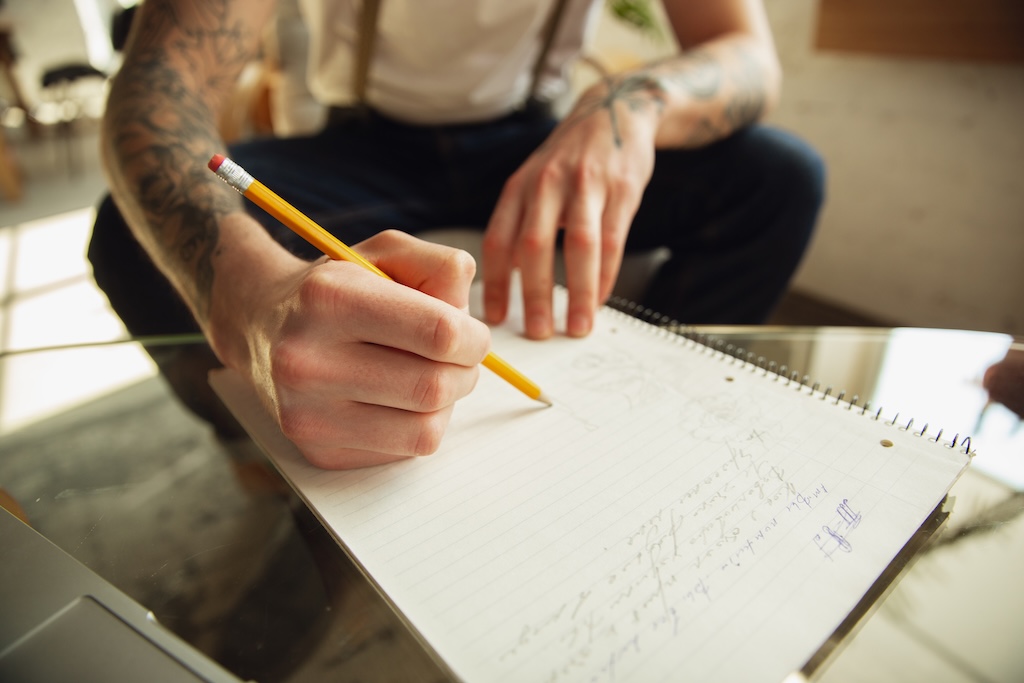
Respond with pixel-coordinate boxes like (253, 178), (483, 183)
(606, 296), (975, 457)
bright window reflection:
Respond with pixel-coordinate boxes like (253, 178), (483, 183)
(0, 209), (157, 433)
(873, 328), (1023, 489)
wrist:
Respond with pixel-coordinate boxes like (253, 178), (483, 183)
(571, 75), (665, 150)
(581, 73), (669, 119)
(204, 213), (302, 371)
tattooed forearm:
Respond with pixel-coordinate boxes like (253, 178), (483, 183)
(558, 48), (724, 149)
(721, 48), (767, 131)
(659, 44), (770, 149)
(555, 74), (668, 148)
(108, 59), (235, 314)
(660, 48), (722, 100)
(681, 45), (768, 146)
(554, 39), (772, 152)
(103, 0), (260, 319)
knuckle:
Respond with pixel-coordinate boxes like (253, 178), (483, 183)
(482, 230), (512, 258)
(269, 341), (311, 388)
(277, 403), (315, 444)
(374, 228), (407, 250)
(378, 228), (403, 242)
(571, 160), (601, 188)
(412, 366), (452, 412)
(536, 161), (564, 186)
(410, 415), (447, 456)
(420, 308), (460, 359)
(601, 230), (626, 253)
(519, 232), (549, 257)
(444, 247), (477, 282)
(298, 266), (347, 312)
(564, 227), (598, 251)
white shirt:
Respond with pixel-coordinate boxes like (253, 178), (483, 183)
(297, 0), (603, 124)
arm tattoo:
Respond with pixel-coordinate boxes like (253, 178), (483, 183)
(547, 74), (667, 150)
(549, 44), (766, 151)
(106, 0), (256, 319)
(581, 49), (723, 148)
(662, 48), (722, 100)
(677, 46), (767, 147)
(721, 48), (767, 131)
(588, 74), (667, 148)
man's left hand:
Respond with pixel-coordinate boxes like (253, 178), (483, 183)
(482, 76), (664, 339)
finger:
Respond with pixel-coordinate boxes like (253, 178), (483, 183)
(482, 177), (525, 325)
(561, 179), (605, 337)
(300, 262), (491, 366)
(516, 169), (565, 339)
(299, 447), (410, 470)
(281, 402), (457, 467)
(283, 342), (481, 413)
(597, 182), (638, 304)
(356, 230), (477, 310)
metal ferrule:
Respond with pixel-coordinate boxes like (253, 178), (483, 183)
(215, 158), (254, 194)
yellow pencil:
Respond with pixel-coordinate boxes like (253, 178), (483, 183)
(208, 154), (551, 406)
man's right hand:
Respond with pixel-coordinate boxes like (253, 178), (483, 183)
(209, 227), (492, 469)
(98, 0), (494, 468)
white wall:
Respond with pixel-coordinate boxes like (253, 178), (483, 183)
(768, 0), (1024, 335)
(587, 1), (1024, 335)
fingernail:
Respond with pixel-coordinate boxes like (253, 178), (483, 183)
(568, 313), (591, 337)
(527, 313), (551, 338)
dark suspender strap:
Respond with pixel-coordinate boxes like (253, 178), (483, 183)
(529, 0), (570, 100)
(353, 0), (381, 104)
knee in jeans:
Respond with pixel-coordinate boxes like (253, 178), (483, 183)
(761, 129), (827, 215)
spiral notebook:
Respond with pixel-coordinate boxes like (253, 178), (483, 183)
(209, 284), (972, 683)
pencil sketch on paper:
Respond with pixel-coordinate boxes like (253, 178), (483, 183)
(667, 391), (764, 443)
(568, 348), (681, 410)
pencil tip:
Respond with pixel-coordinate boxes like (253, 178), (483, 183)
(536, 393), (554, 407)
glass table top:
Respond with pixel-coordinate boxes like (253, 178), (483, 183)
(1, 326), (1022, 682)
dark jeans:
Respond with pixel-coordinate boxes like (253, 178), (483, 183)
(89, 108), (825, 340)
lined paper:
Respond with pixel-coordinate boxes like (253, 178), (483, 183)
(210, 286), (969, 682)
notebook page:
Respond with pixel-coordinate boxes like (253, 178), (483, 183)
(210, 289), (969, 683)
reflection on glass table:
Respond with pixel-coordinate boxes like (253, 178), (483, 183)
(0, 335), (456, 682)
(688, 326), (1024, 490)
(0, 327), (1021, 682)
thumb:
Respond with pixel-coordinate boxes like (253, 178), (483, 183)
(354, 230), (478, 310)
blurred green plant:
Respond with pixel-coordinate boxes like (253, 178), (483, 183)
(607, 0), (663, 39)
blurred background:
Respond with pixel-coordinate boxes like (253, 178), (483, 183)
(0, 0), (1021, 429)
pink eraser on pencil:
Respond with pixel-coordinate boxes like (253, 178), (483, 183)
(208, 154), (225, 172)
